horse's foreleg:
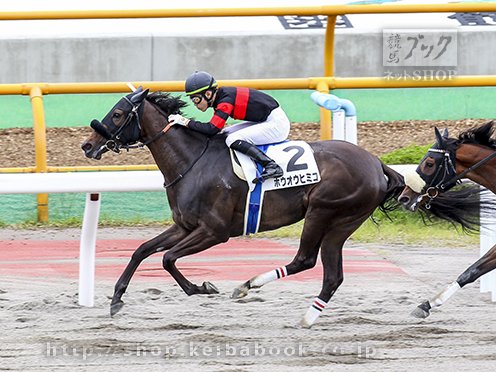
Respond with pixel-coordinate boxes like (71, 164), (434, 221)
(412, 243), (496, 319)
(162, 227), (225, 296)
(411, 282), (460, 319)
(110, 224), (188, 316)
(231, 215), (324, 299)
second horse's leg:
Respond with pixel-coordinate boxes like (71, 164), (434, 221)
(412, 243), (496, 318)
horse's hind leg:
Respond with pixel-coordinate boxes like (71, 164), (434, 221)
(110, 224), (188, 316)
(412, 243), (496, 318)
(300, 234), (346, 328)
(232, 213), (325, 299)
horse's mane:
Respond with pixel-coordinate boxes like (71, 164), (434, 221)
(145, 91), (226, 143)
(146, 91), (188, 115)
(457, 121), (496, 149)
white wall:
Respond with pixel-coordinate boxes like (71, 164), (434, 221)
(1, 5), (496, 83)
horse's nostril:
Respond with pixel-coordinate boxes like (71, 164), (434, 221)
(398, 195), (410, 204)
(81, 142), (92, 152)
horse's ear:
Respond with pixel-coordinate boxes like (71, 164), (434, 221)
(442, 128), (449, 138)
(130, 88), (149, 104)
(434, 127), (446, 147)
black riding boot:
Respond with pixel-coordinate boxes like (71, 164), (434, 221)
(230, 140), (283, 183)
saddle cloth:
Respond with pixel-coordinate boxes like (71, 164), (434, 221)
(230, 140), (321, 235)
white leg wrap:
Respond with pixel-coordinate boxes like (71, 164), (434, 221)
(431, 281), (461, 308)
(251, 267), (287, 288)
(301, 298), (328, 328)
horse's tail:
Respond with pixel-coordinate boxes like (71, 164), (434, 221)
(419, 185), (496, 234)
(378, 162), (405, 214)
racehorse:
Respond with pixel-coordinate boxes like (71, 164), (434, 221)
(81, 88), (406, 328)
(398, 121), (496, 318)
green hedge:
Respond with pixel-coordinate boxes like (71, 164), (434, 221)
(380, 144), (431, 164)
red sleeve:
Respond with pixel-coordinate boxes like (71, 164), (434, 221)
(210, 102), (234, 129)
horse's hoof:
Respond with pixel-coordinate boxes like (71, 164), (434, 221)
(410, 303), (430, 319)
(298, 318), (313, 329)
(110, 300), (124, 317)
(231, 286), (249, 299)
(202, 281), (219, 294)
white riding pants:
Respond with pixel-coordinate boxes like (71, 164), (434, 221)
(223, 107), (290, 147)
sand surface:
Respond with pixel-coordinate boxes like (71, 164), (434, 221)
(1, 227), (495, 371)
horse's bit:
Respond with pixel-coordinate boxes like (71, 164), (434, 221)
(416, 148), (456, 209)
(91, 97), (173, 153)
(417, 146), (496, 208)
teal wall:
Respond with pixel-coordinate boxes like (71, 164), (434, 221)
(0, 192), (171, 225)
(2, 87), (496, 130)
(333, 87), (496, 121)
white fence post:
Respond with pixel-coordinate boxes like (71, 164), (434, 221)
(332, 109), (345, 142)
(310, 91), (357, 145)
(78, 193), (101, 307)
(344, 115), (357, 145)
(0, 171), (166, 307)
(480, 189), (496, 301)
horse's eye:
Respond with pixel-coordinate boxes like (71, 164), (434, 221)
(425, 162), (434, 168)
(112, 112), (121, 119)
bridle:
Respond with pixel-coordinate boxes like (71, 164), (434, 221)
(414, 147), (457, 209)
(91, 94), (209, 189)
(416, 145), (496, 208)
(91, 96), (174, 153)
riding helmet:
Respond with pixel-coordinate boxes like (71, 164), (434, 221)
(185, 71), (218, 96)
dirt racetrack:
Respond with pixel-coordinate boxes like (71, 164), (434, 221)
(1, 118), (496, 370)
(0, 118), (492, 168)
(0, 227), (495, 371)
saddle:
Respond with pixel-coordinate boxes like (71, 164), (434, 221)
(230, 141), (320, 191)
(230, 140), (321, 234)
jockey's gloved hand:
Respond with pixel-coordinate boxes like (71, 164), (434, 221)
(168, 114), (190, 127)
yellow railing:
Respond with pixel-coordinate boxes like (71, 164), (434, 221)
(1, 3), (496, 19)
(2, 3), (496, 221)
(3, 75), (496, 171)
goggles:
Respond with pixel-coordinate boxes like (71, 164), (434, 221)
(190, 95), (203, 105)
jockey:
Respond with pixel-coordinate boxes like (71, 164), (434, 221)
(168, 71), (290, 183)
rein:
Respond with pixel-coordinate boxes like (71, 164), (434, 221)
(427, 148), (456, 191)
(103, 97), (210, 189)
(439, 149), (496, 191)
(418, 146), (496, 209)
(127, 101), (210, 188)
(118, 99), (174, 150)
(120, 123), (174, 150)
(415, 148), (455, 209)
(163, 139), (210, 189)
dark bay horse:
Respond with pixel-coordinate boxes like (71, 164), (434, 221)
(81, 88), (405, 327)
(399, 122), (496, 318)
